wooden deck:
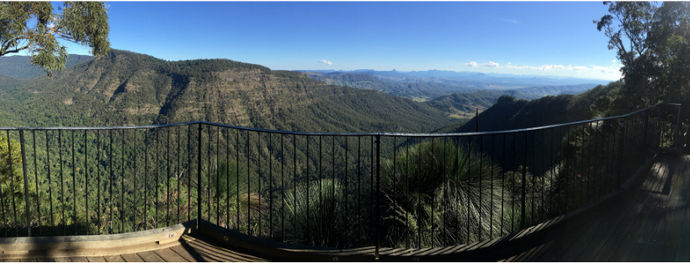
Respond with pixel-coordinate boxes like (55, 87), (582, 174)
(5, 152), (690, 262)
(497, 152), (690, 261)
(2, 234), (268, 262)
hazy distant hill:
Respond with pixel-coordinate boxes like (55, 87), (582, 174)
(425, 90), (539, 119)
(300, 69), (609, 89)
(0, 54), (93, 79)
(304, 71), (472, 100)
(0, 49), (455, 133)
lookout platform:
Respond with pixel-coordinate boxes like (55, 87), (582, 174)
(3, 152), (689, 262)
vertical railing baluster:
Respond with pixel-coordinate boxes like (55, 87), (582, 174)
(178, 126), (182, 224)
(122, 130), (126, 232)
(19, 130), (31, 237)
(375, 134), (380, 259)
(133, 130), (138, 232)
(188, 125), (192, 222)
(479, 135), (483, 240)
(281, 134), (285, 242)
(257, 131), (261, 237)
(168, 127), (172, 227)
(47, 130), (53, 236)
(247, 131), (251, 235)
(216, 127), (220, 227)
(344, 136), (348, 246)
(58, 130), (64, 236)
(32, 130), (40, 236)
(71, 130), (76, 235)
(197, 124), (202, 225)
(521, 132), (527, 229)
(226, 128), (230, 229)
(97, 131), (102, 233)
(84, 130), (89, 235)
(109, 130), (114, 234)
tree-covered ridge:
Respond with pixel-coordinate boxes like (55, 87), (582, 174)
(0, 49), (456, 133)
(435, 82), (622, 133)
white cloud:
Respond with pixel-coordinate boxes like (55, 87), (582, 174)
(483, 61), (499, 68)
(466, 61), (498, 67)
(463, 60), (622, 79)
(319, 60), (333, 65)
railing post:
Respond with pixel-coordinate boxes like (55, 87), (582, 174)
(374, 134), (381, 260)
(197, 123), (203, 226)
(642, 111), (649, 156)
(676, 104), (682, 151)
(19, 130), (31, 237)
(521, 132), (527, 229)
(616, 120), (625, 188)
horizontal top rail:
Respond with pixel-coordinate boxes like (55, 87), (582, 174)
(0, 103), (676, 137)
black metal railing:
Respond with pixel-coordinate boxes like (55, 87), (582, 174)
(0, 103), (681, 253)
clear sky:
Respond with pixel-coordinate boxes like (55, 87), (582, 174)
(54, 1), (621, 81)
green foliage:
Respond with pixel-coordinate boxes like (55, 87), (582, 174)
(0, 2), (110, 76)
(284, 178), (349, 247)
(380, 140), (508, 247)
(595, 2), (690, 116)
(0, 134), (26, 198)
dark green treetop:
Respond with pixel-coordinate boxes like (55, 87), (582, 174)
(0, 2), (110, 76)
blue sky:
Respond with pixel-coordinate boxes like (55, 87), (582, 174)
(55, 2), (620, 81)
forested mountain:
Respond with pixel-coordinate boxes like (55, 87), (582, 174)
(0, 49), (456, 133)
(434, 82), (622, 133)
(0, 54), (93, 79)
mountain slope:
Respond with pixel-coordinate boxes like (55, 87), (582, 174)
(434, 82), (621, 133)
(1, 50), (456, 133)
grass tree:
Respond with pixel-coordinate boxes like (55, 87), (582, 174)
(380, 139), (510, 248)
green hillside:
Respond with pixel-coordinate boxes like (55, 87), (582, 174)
(0, 50), (456, 133)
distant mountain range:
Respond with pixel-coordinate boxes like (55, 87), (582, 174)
(299, 69), (610, 89)
(303, 71), (600, 101)
(0, 54), (93, 79)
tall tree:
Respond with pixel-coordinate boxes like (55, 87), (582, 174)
(595, 1), (658, 110)
(0, 2), (110, 76)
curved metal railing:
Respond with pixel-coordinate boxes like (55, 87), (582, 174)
(0, 103), (681, 255)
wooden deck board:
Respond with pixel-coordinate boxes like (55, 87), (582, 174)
(625, 159), (680, 261)
(36, 258), (55, 262)
(52, 258), (71, 262)
(86, 256), (106, 262)
(136, 251), (165, 262)
(575, 161), (669, 261)
(606, 161), (673, 261)
(169, 245), (203, 262)
(154, 248), (189, 262)
(119, 254), (143, 262)
(102, 255), (125, 262)
(643, 158), (688, 261)
(590, 166), (663, 261)
(68, 257), (88, 262)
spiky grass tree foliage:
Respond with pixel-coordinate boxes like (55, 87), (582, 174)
(502, 166), (552, 231)
(284, 178), (349, 247)
(202, 160), (266, 234)
(380, 139), (509, 248)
